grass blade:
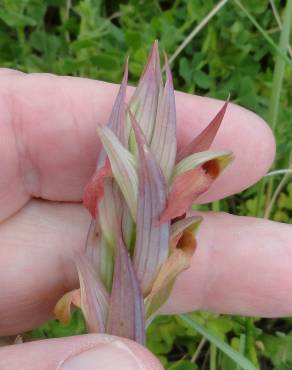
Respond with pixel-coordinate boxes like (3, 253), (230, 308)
(236, 334), (246, 370)
(264, 160), (292, 219)
(258, 0), (292, 214)
(269, 0), (292, 58)
(168, 0), (229, 65)
(179, 314), (258, 370)
(267, 0), (292, 132)
(233, 0), (292, 68)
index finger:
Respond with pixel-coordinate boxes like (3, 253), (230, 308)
(0, 71), (275, 221)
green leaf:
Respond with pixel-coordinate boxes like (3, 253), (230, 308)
(261, 332), (292, 367)
(168, 360), (198, 370)
(91, 54), (119, 70)
(0, 9), (37, 27)
(125, 31), (142, 49)
(233, 0), (292, 68)
(30, 32), (61, 55)
(179, 57), (192, 85)
(193, 70), (213, 89)
(28, 309), (86, 339)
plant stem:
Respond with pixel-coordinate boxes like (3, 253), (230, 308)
(264, 160), (292, 219)
(265, 169), (292, 177)
(265, 0), (292, 213)
(236, 334), (246, 370)
(210, 343), (217, 370)
(269, 0), (292, 58)
(179, 314), (257, 370)
(255, 180), (265, 217)
(245, 318), (259, 367)
(168, 0), (229, 65)
(268, 0), (292, 132)
(211, 200), (220, 212)
(191, 337), (207, 363)
(233, 0), (292, 68)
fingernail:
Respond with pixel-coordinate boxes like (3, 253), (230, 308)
(60, 340), (146, 370)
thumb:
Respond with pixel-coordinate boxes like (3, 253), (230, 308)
(0, 334), (163, 370)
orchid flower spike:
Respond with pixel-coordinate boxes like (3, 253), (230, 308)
(54, 41), (233, 345)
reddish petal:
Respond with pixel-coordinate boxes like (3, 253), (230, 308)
(160, 166), (212, 223)
(84, 61), (128, 217)
(176, 101), (228, 162)
(162, 152), (233, 223)
(83, 162), (112, 218)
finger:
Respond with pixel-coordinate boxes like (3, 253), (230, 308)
(0, 72), (275, 221)
(0, 201), (89, 335)
(0, 68), (24, 76)
(1, 202), (292, 336)
(163, 211), (292, 317)
(0, 334), (162, 370)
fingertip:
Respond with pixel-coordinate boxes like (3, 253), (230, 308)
(0, 335), (163, 370)
(61, 337), (162, 370)
(163, 211), (292, 317)
(0, 68), (25, 76)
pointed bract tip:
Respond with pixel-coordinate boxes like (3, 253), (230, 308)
(140, 40), (161, 81)
(163, 51), (173, 87)
(153, 39), (159, 53)
(176, 100), (230, 161)
(221, 100), (229, 115)
(122, 57), (129, 82)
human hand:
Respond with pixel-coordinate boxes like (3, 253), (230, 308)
(0, 69), (289, 369)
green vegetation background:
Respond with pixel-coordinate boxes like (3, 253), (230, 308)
(1, 0), (292, 369)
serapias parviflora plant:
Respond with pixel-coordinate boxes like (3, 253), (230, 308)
(54, 41), (233, 345)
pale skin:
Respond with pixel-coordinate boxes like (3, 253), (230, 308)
(0, 69), (291, 369)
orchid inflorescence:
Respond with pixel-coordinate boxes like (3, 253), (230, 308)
(54, 41), (233, 345)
